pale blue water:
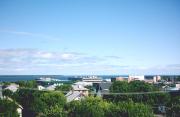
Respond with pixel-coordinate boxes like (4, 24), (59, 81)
(0, 75), (68, 82)
(0, 75), (179, 82)
(0, 75), (121, 82)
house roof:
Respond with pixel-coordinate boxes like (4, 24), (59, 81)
(99, 82), (112, 90)
(72, 85), (89, 91)
(65, 91), (83, 102)
(5, 84), (19, 92)
(74, 81), (92, 86)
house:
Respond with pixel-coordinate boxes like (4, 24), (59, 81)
(98, 82), (112, 93)
(37, 85), (45, 90)
(82, 76), (103, 83)
(16, 103), (23, 117)
(95, 82), (112, 97)
(65, 85), (89, 102)
(46, 85), (56, 91)
(128, 75), (145, 82)
(72, 85), (89, 96)
(5, 83), (19, 92)
(65, 91), (86, 102)
(175, 84), (180, 90)
(9, 97), (23, 117)
(74, 81), (93, 86)
(37, 84), (62, 91)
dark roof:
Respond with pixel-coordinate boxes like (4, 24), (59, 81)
(99, 82), (112, 90)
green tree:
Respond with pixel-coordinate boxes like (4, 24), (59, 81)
(129, 80), (156, 92)
(110, 81), (129, 93)
(33, 91), (66, 117)
(107, 101), (154, 117)
(2, 89), (13, 98)
(66, 97), (110, 117)
(0, 99), (19, 117)
(55, 84), (72, 92)
(167, 96), (180, 117)
(16, 80), (37, 88)
(15, 89), (67, 117)
(66, 96), (154, 117)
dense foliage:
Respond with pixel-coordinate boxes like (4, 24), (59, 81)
(2, 89), (14, 98)
(14, 89), (66, 117)
(3, 88), (154, 117)
(55, 84), (72, 92)
(110, 81), (129, 93)
(166, 95), (180, 117)
(0, 99), (19, 117)
(1, 80), (180, 117)
(103, 93), (170, 106)
(16, 80), (37, 88)
(108, 80), (174, 115)
(66, 97), (154, 117)
(110, 80), (157, 93)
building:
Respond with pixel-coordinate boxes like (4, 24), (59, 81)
(65, 85), (89, 102)
(96, 82), (112, 96)
(74, 81), (93, 86)
(5, 83), (19, 92)
(175, 84), (180, 89)
(37, 83), (62, 91)
(82, 76), (103, 83)
(36, 77), (66, 87)
(65, 91), (86, 102)
(128, 75), (145, 82)
(144, 75), (161, 83)
(115, 76), (129, 82)
(37, 85), (45, 90)
(72, 85), (89, 96)
(115, 77), (126, 81)
(153, 75), (161, 83)
(17, 104), (23, 117)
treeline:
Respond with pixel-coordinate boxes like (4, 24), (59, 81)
(106, 80), (180, 117)
(1, 80), (180, 117)
(0, 99), (19, 117)
(66, 96), (153, 117)
(2, 89), (154, 117)
(107, 80), (169, 106)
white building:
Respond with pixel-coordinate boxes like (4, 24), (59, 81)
(5, 84), (19, 92)
(37, 85), (45, 90)
(128, 75), (145, 82)
(82, 76), (103, 83)
(17, 104), (23, 117)
(74, 81), (92, 86)
(65, 85), (89, 102)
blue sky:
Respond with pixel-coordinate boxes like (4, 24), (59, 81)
(0, 0), (180, 75)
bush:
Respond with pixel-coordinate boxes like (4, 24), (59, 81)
(66, 97), (154, 117)
(0, 99), (19, 117)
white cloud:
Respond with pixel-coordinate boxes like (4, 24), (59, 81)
(0, 30), (59, 40)
(0, 48), (180, 75)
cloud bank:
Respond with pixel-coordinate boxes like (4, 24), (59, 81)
(0, 49), (179, 75)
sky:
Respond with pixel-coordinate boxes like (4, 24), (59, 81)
(0, 0), (180, 75)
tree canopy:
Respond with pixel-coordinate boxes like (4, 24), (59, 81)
(15, 89), (66, 117)
(55, 84), (72, 92)
(0, 99), (19, 117)
(110, 80), (157, 93)
(66, 96), (154, 117)
(16, 80), (37, 88)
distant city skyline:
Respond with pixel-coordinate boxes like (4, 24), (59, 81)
(0, 0), (180, 75)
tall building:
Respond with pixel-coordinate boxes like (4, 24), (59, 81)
(128, 75), (145, 82)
